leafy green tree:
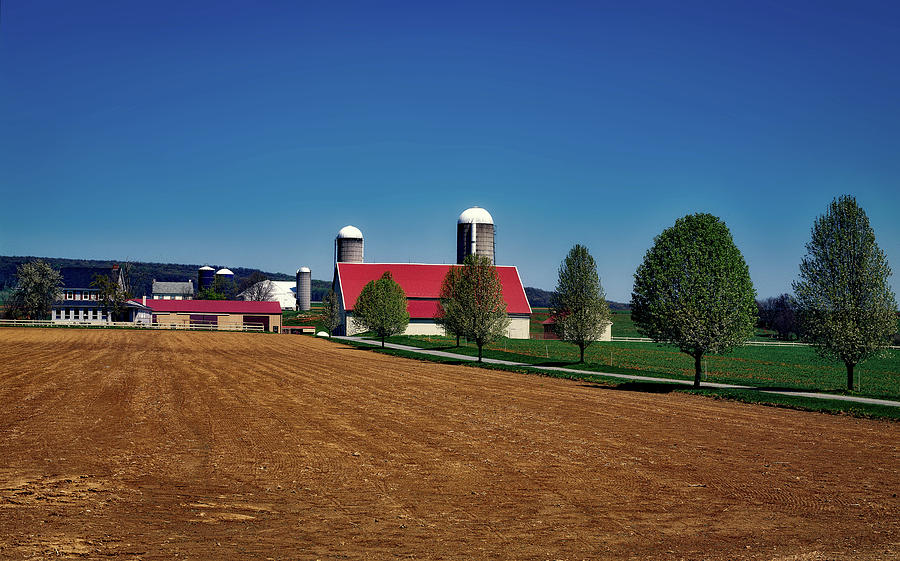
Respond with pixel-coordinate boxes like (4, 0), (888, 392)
(353, 272), (410, 347)
(793, 195), (897, 391)
(10, 260), (62, 320)
(212, 275), (237, 299)
(2, 288), (25, 319)
(632, 213), (757, 387)
(436, 266), (466, 346)
(197, 287), (228, 300)
(551, 244), (611, 363)
(321, 289), (341, 336)
(92, 267), (132, 322)
(451, 254), (510, 362)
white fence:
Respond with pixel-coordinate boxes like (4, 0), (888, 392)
(0, 319), (265, 332)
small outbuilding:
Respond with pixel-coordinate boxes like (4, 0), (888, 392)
(151, 279), (194, 300)
(133, 299), (283, 332)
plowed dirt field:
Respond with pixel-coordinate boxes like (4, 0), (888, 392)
(0, 328), (897, 560)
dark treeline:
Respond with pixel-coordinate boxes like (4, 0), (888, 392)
(524, 286), (630, 310)
(0, 255), (336, 302)
(756, 294), (800, 340)
(0, 256), (293, 299)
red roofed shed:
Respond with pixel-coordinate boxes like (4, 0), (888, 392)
(132, 298), (283, 332)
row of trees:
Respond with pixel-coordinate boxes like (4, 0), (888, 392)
(300, 195), (899, 395)
(522, 195), (895, 393)
(630, 196), (896, 390)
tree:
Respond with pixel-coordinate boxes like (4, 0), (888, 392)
(436, 266), (466, 346)
(551, 244), (611, 363)
(632, 213), (757, 387)
(212, 275), (237, 299)
(197, 287), (228, 300)
(793, 195), (897, 391)
(353, 272), (410, 347)
(447, 254), (510, 362)
(198, 274), (235, 300)
(92, 266), (132, 322)
(321, 289), (341, 336)
(239, 272), (275, 301)
(10, 260), (61, 319)
(757, 294), (799, 341)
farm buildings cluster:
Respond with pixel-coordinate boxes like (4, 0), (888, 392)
(46, 206), (612, 339)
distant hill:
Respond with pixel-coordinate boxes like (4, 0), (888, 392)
(524, 286), (630, 310)
(2, 256), (633, 308)
(0, 256), (336, 301)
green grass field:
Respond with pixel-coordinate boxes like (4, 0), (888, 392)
(283, 303), (325, 330)
(604, 310), (788, 341)
(383, 334), (900, 401)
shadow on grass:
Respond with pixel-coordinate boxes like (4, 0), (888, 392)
(751, 386), (823, 393)
(577, 381), (687, 394)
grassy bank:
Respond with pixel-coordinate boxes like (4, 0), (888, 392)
(341, 337), (899, 421)
(379, 334), (900, 401)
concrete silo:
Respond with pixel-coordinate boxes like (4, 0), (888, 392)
(198, 265), (215, 291)
(335, 225), (364, 263)
(457, 206), (495, 265)
(296, 267), (311, 311)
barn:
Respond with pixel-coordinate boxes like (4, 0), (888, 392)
(333, 262), (532, 338)
(237, 280), (298, 310)
(133, 299), (283, 332)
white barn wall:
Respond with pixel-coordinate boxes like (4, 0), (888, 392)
(344, 313), (531, 339)
(507, 316), (530, 339)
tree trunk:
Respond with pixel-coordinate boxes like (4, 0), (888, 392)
(694, 353), (702, 388)
(381, 335), (385, 348)
(478, 344), (483, 362)
(456, 334), (460, 347)
(846, 362), (855, 391)
(579, 344), (585, 364)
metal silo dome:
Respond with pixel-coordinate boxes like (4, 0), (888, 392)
(335, 225), (364, 263)
(457, 206), (494, 225)
(457, 207), (495, 265)
(215, 268), (234, 276)
(337, 225), (364, 239)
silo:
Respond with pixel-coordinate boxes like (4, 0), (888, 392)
(296, 267), (311, 311)
(215, 268), (235, 284)
(335, 225), (364, 263)
(198, 265), (215, 291)
(457, 206), (495, 265)
(213, 267), (235, 297)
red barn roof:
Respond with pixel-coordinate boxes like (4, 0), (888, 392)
(335, 263), (531, 318)
(131, 299), (282, 314)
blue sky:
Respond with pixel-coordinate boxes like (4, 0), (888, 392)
(1, 1), (898, 302)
